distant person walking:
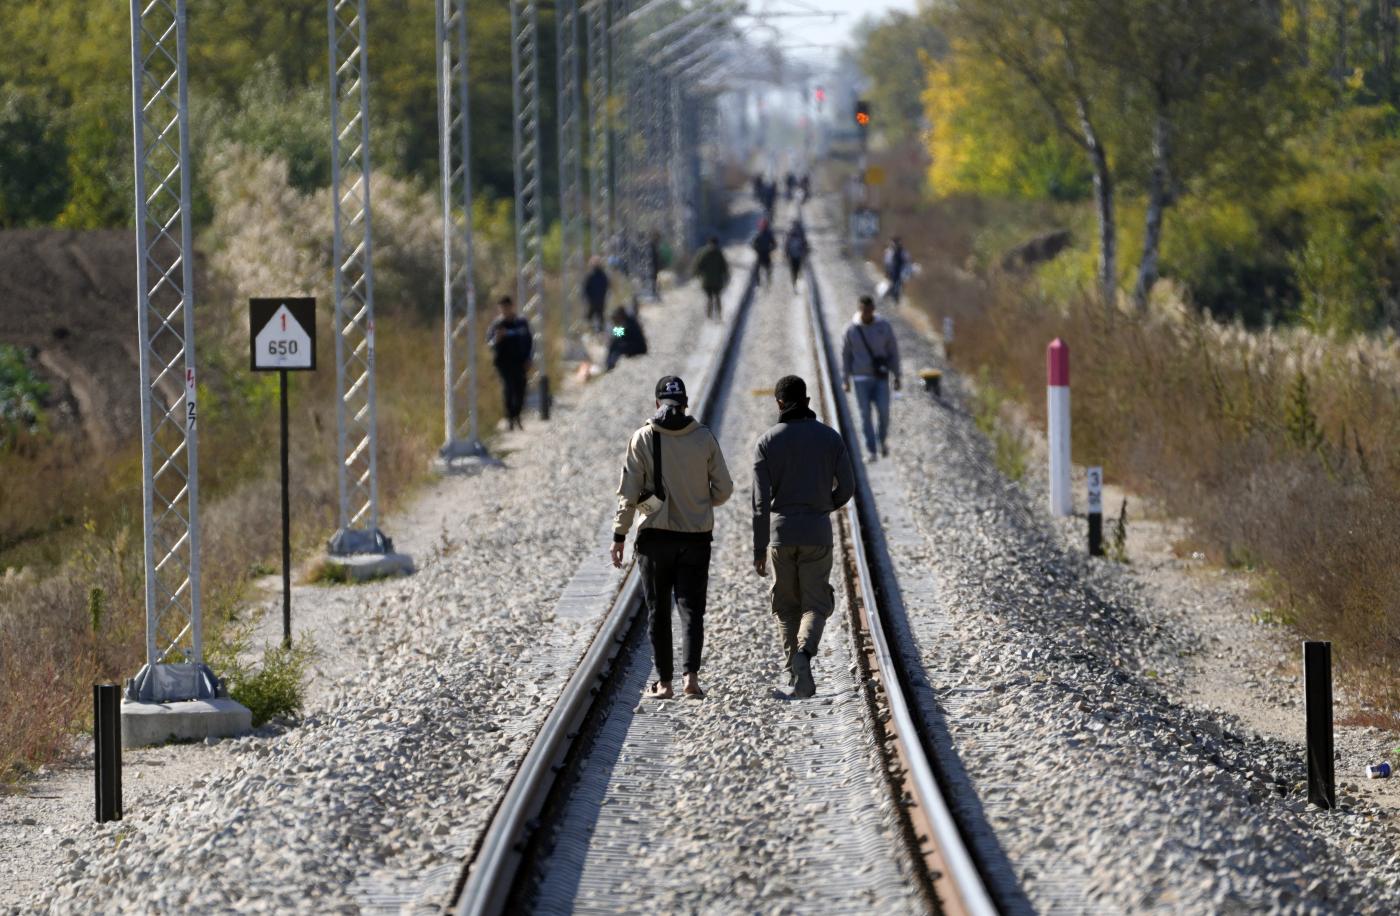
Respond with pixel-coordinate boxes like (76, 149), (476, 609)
(691, 235), (731, 321)
(752, 375), (855, 698)
(882, 237), (909, 304)
(784, 219), (809, 291)
(752, 218), (777, 288)
(760, 179), (778, 221)
(486, 295), (533, 430)
(646, 232), (663, 300)
(612, 376), (734, 699)
(841, 295), (902, 461)
(583, 257), (611, 333)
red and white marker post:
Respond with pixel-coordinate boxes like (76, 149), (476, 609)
(1047, 338), (1072, 516)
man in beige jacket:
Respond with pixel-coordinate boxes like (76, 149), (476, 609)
(612, 376), (734, 699)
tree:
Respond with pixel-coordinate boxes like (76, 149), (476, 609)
(0, 91), (70, 227)
(1087, 0), (1284, 308)
(944, 0), (1121, 305)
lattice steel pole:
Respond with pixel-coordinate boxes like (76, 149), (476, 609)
(557, 0), (588, 348)
(437, 0), (491, 465)
(669, 78), (687, 251)
(510, 0), (550, 417)
(585, 0), (611, 258)
(328, 0), (393, 554)
(610, 0), (636, 276)
(127, 0), (218, 702)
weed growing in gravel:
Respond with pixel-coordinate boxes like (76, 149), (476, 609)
(222, 637), (316, 728)
(971, 368), (1030, 481)
(1110, 499), (1130, 563)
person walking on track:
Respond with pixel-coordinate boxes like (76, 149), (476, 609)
(752, 218), (777, 288)
(752, 375), (855, 698)
(842, 294), (902, 462)
(691, 235), (731, 321)
(486, 295), (533, 430)
(883, 237), (909, 304)
(645, 231), (663, 301)
(784, 219), (809, 291)
(583, 256), (611, 333)
(612, 376), (734, 700)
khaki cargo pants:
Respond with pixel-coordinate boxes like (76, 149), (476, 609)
(769, 544), (836, 681)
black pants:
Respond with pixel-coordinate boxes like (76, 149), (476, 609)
(637, 537), (711, 681)
(788, 256), (804, 288)
(586, 299), (606, 333)
(498, 364), (527, 424)
(703, 288), (723, 320)
(756, 256), (773, 286)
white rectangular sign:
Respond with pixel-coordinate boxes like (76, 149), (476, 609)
(1087, 466), (1103, 515)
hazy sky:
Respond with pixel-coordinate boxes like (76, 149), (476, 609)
(744, 0), (919, 62)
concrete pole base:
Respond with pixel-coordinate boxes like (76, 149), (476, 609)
(121, 697), (252, 748)
(320, 551), (415, 582)
(433, 440), (502, 476)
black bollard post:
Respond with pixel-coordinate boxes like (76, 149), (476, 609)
(1304, 641), (1335, 810)
(539, 375), (552, 421)
(1087, 466), (1104, 557)
(93, 684), (122, 823)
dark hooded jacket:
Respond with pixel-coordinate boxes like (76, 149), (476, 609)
(751, 404), (855, 559)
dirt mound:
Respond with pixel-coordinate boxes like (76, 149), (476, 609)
(0, 229), (147, 451)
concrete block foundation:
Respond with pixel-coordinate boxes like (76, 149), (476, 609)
(121, 697), (252, 748)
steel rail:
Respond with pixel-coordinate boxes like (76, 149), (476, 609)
(803, 262), (998, 916)
(451, 257), (761, 916)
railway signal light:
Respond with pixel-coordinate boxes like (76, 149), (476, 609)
(854, 99), (871, 127)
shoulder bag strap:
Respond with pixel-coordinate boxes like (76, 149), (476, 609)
(651, 427), (666, 500)
(855, 323), (879, 362)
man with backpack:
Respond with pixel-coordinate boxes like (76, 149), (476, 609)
(841, 295), (902, 461)
(883, 237), (909, 304)
(486, 295), (534, 430)
(612, 376), (734, 699)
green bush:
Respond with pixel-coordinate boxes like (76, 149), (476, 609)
(225, 638), (315, 727)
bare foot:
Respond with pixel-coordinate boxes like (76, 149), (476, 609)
(682, 674), (705, 698)
(646, 681), (674, 700)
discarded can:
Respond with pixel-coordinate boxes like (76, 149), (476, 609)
(1367, 762), (1391, 779)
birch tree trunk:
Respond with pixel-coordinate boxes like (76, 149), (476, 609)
(1134, 111), (1172, 311)
(1077, 98), (1117, 307)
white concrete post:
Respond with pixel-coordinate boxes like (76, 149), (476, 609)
(1047, 338), (1072, 516)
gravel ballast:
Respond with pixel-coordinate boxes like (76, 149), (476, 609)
(810, 199), (1400, 914)
(529, 254), (922, 914)
(13, 222), (754, 915)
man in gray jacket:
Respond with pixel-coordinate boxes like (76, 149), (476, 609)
(613, 376), (734, 699)
(841, 295), (901, 462)
(752, 375), (855, 698)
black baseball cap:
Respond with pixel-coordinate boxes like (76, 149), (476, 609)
(655, 375), (688, 405)
(775, 375), (807, 404)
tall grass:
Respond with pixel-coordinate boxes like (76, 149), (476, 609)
(873, 156), (1400, 717)
(0, 149), (509, 780)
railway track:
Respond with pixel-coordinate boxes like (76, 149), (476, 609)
(447, 211), (998, 916)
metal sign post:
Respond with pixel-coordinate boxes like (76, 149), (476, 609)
(249, 298), (317, 647)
